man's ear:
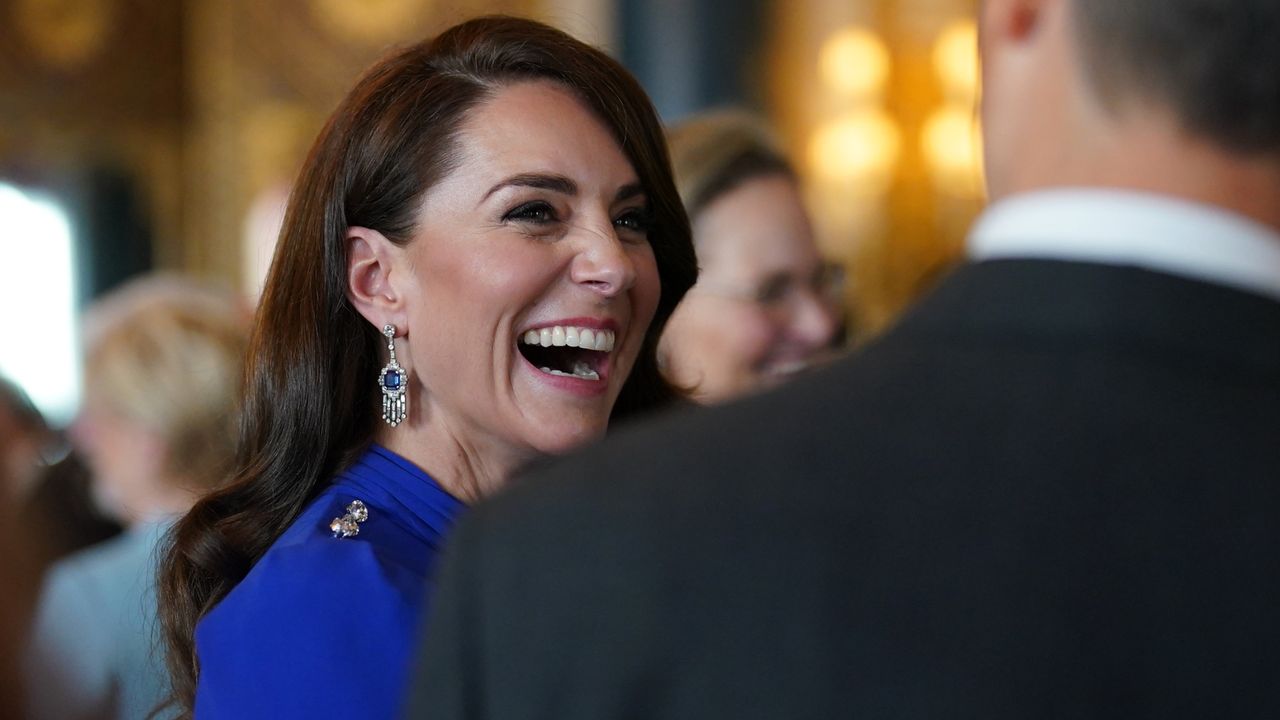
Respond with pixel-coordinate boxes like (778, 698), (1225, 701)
(981, 0), (1051, 49)
(346, 226), (407, 331)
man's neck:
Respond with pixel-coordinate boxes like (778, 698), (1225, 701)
(1004, 110), (1280, 234)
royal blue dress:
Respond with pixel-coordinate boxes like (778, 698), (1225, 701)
(193, 445), (465, 718)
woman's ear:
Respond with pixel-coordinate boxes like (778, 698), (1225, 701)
(346, 226), (407, 330)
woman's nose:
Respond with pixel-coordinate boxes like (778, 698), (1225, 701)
(569, 223), (637, 297)
(787, 289), (839, 349)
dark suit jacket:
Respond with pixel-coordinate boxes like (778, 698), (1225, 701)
(409, 259), (1280, 719)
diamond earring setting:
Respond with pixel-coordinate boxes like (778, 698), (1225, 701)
(379, 324), (407, 427)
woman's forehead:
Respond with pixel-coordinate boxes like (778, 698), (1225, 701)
(446, 81), (639, 189)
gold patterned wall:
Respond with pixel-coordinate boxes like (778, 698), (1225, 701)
(0, 0), (602, 297)
(767, 0), (983, 337)
(183, 0), (548, 293)
(0, 0), (185, 267)
(1, 0), (981, 335)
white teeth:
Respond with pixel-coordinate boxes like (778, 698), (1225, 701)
(572, 361), (600, 380)
(536, 363), (600, 381)
(519, 326), (615, 353)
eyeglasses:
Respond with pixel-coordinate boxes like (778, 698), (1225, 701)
(694, 261), (846, 313)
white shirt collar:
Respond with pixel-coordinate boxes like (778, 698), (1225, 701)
(966, 188), (1280, 301)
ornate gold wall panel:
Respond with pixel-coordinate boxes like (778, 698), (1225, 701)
(0, 0), (184, 270)
(2, 0), (982, 322)
(185, 0), (538, 291)
(1, 0), (555, 293)
(767, 0), (982, 338)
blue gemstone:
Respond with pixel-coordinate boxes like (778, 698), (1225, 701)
(384, 370), (401, 389)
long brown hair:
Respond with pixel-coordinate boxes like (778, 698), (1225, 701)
(157, 15), (695, 717)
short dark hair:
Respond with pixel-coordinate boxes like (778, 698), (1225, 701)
(1072, 0), (1280, 155)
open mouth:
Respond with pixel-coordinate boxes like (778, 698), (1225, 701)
(518, 325), (616, 381)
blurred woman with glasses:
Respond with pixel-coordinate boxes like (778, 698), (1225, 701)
(659, 110), (844, 403)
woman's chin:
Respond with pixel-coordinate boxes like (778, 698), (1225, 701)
(526, 418), (610, 456)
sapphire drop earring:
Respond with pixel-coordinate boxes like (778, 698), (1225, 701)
(379, 324), (407, 427)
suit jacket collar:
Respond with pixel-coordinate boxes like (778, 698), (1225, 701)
(968, 189), (1280, 302)
(888, 259), (1280, 378)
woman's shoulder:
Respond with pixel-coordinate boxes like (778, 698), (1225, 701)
(201, 484), (436, 630)
(42, 528), (146, 593)
(192, 486), (436, 715)
(36, 523), (163, 623)
(274, 483), (434, 565)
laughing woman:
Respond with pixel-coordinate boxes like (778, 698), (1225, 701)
(157, 16), (695, 719)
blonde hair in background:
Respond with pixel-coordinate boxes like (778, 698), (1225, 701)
(82, 275), (248, 493)
(666, 109), (796, 225)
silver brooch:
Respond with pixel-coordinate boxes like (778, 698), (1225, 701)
(329, 499), (369, 538)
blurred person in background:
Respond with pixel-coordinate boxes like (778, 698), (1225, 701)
(21, 454), (122, 576)
(0, 414), (34, 719)
(0, 527), (29, 719)
(410, 0), (1280, 717)
(158, 15), (695, 720)
(658, 110), (842, 403)
(0, 377), (55, 661)
(1, 376), (121, 589)
(26, 275), (247, 720)
(0, 377), (49, 502)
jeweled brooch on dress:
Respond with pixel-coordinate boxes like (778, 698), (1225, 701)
(329, 499), (369, 538)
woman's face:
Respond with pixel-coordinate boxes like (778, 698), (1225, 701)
(69, 395), (165, 525)
(391, 80), (660, 464)
(659, 174), (840, 403)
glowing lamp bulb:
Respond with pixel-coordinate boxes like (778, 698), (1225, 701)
(819, 27), (891, 99)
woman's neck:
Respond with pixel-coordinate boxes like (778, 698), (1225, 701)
(376, 422), (536, 505)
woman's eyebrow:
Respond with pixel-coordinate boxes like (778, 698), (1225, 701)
(615, 183), (645, 203)
(482, 173), (577, 202)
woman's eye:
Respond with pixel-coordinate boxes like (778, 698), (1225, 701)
(614, 208), (652, 235)
(504, 201), (557, 224)
(754, 275), (792, 305)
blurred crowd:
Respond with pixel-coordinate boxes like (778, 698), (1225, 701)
(3, 276), (248, 718)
